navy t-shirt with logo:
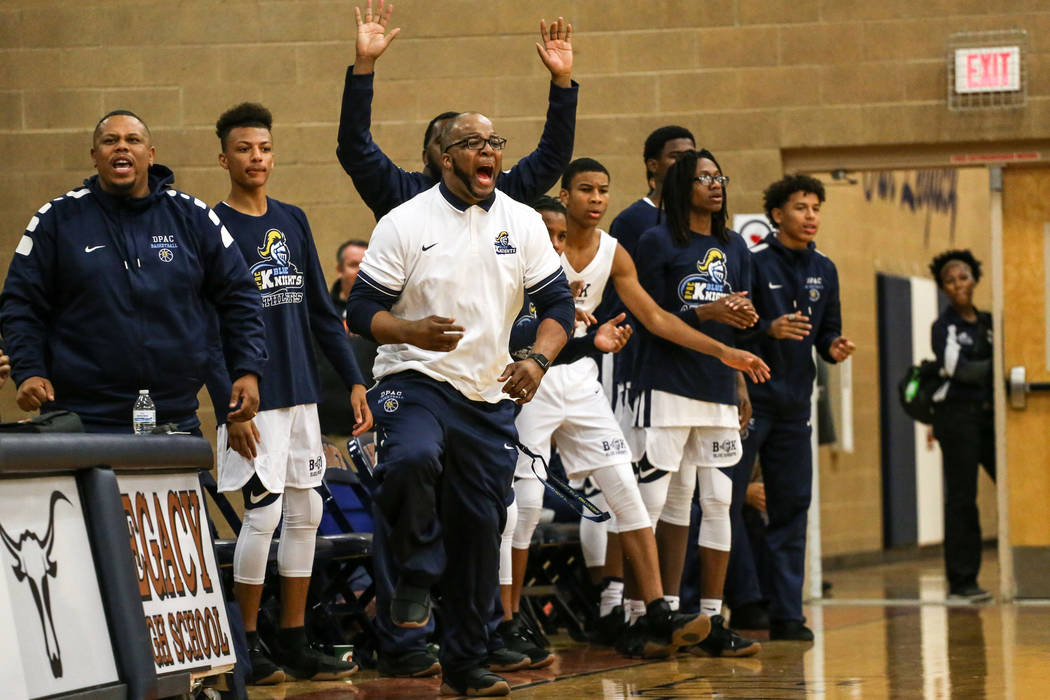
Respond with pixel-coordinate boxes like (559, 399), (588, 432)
(633, 222), (751, 406)
(213, 198), (362, 415)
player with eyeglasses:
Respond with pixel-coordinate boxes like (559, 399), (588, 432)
(631, 148), (764, 658)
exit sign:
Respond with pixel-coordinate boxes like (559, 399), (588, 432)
(954, 46), (1021, 93)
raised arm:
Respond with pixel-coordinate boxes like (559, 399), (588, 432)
(497, 17), (578, 202)
(612, 243), (770, 382)
(337, 1), (430, 220)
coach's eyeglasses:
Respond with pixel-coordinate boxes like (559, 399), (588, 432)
(694, 175), (730, 186)
(444, 135), (509, 153)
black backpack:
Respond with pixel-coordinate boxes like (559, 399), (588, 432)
(898, 360), (943, 425)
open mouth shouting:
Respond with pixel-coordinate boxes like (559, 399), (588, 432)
(476, 164), (495, 187)
(111, 156), (135, 176)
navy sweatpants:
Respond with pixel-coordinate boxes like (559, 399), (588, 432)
(726, 412), (812, 623)
(368, 371), (518, 673)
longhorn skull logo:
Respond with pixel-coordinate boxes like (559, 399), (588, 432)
(0, 491), (71, 678)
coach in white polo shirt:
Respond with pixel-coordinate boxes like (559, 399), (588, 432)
(346, 112), (575, 697)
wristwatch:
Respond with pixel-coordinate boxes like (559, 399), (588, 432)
(526, 352), (551, 372)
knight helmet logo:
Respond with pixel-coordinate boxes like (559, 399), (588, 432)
(0, 491), (71, 678)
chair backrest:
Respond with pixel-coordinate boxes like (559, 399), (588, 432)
(318, 438), (376, 534)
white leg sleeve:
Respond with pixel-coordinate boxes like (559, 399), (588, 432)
(233, 495), (283, 585)
(277, 487), (322, 578)
(500, 498), (517, 586)
(658, 462), (697, 528)
(579, 491), (609, 568)
(697, 468), (733, 552)
(591, 463), (650, 533)
(636, 464), (673, 529)
(511, 478), (546, 550)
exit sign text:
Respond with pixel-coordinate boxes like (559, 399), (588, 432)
(954, 46), (1021, 94)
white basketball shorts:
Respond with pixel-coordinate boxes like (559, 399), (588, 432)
(514, 360), (633, 481)
(217, 403), (325, 494)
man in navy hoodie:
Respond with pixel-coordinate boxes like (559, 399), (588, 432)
(731, 174), (854, 641)
(0, 110), (266, 433)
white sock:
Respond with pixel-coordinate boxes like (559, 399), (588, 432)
(663, 595), (680, 612)
(700, 598), (722, 617)
(600, 579), (624, 618)
(627, 598), (646, 626)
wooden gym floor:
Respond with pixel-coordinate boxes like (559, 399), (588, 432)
(247, 551), (1050, 699)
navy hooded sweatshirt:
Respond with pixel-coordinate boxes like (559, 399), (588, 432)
(0, 165), (267, 431)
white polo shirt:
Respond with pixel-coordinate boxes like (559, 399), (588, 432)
(358, 183), (563, 403)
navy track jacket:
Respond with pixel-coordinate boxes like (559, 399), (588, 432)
(743, 232), (843, 418)
(0, 165), (267, 430)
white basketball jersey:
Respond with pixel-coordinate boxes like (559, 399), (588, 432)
(562, 229), (617, 338)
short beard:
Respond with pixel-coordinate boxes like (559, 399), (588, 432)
(452, 159), (483, 202)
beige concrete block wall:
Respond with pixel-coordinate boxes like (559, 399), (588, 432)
(1, 1), (1047, 558)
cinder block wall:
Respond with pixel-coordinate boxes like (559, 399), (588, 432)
(2, 1), (1047, 557)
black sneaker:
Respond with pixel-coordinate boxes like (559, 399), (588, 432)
(276, 644), (358, 681)
(391, 581), (432, 628)
(688, 615), (761, 657)
(440, 666), (510, 696)
(949, 584), (992, 603)
(589, 605), (626, 646)
(730, 601), (770, 630)
(497, 619), (554, 669)
(769, 619), (815, 642)
(246, 645), (286, 685)
(620, 599), (711, 659)
(377, 649), (442, 677)
(484, 647), (530, 672)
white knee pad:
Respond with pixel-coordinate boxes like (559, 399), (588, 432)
(637, 468), (672, 529)
(659, 463), (697, 528)
(277, 487), (322, 578)
(500, 499), (517, 586)
(511, 478), (545, 550)
(579, 494), (608, 568)
(591, 463), (650, 533)
(697, 468), (732, 552)
(234, 494), (283, 585)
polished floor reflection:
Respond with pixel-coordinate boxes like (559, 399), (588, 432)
(249, 552), (1050, 699)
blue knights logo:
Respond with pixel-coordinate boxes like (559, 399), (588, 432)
(678, 248), (732, 306)
(251, 229), (305, 308)
(494, 231), (517, 255)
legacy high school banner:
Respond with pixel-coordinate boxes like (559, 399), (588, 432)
(0, 476), (119, 699)
(118, 472), (235, 675)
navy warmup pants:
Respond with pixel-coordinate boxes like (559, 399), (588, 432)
(726, 412), (812, 623)
(368, 372), (518, 673)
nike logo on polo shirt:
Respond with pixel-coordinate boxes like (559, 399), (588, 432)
(85, 245), (106, 253)
(768, 282), (783, 289)
(422, 242), (438, 251)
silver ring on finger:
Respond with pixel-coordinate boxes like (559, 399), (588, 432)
(520, 388), (528, 397)
(788, 313), (796, 321)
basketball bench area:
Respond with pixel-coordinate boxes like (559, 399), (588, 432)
(198, 440), (598, 673)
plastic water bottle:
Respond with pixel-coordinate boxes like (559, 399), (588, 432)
(133, 389), (156, 435)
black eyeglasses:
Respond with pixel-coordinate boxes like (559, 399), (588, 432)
(694, 175), (730, 186)
(443, 135), (508, 153)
